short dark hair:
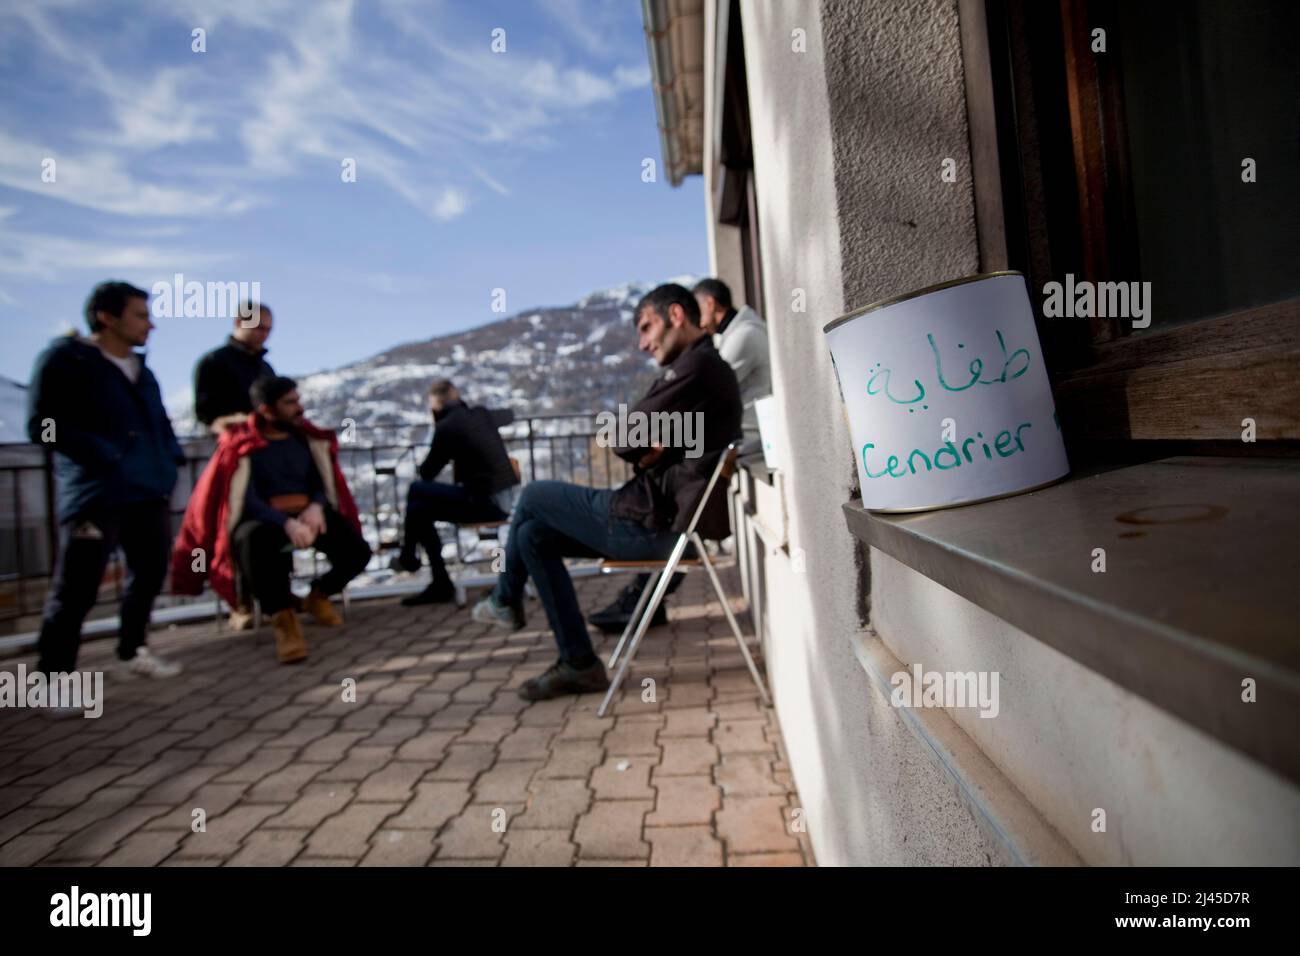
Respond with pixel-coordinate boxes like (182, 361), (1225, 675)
(428, 379), (456, 399)
(636, 283), (701, 327)
(84, 281), (148, 333)
(692, 278), (733, 310)
(250, 375), (298, 409)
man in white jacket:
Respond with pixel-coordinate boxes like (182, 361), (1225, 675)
(692, 278), (771, 440)
(588, 277), (772, 636)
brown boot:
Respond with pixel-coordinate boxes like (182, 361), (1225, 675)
(304, 589), (343, 627)
(272, 609), (308, 664)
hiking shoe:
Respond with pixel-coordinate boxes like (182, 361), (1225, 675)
(588, 582), (668, 634)
(272, 609), (308, 664)
(303, 589), (343, 627)
(471, 593), (525, 630)
(119, 646), (182, 679)
(402, 579), (456, 606)
(518, 659), (611, 701)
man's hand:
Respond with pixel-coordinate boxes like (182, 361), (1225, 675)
(638, 444), (666, 469)
(284, 518), (317, 550)
(299, 503), (327, 536)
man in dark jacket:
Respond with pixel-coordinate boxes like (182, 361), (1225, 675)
(193, 301), (275, 432)
(472, 283), (742, 700)
(394, 380), (519, 606)
(26, 281), (186, 680)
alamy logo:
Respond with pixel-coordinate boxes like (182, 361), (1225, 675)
(889, 664), (1000, 718)
(1042, 273), (1152, 329)
(150, 273), (263, 324)
(50, 886), (151, 936)
(0, 665), (102, 718)
(595, 404), (705, 459)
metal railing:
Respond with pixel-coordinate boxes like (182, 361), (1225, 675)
(0, 413), (631, 631)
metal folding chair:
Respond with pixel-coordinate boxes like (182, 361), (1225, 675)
(596, 441), (770, 717)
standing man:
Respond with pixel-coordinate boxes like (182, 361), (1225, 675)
(193, 300), (275, 433)
(588, 277), (770, 637)
(26, 280), (185, 680)
(472, 283), (741, 701)
(193, 300), (275, 630)
(172, 376), (371, 664)
(391, 380), (519, 607)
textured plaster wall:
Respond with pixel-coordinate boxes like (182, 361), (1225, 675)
(731, 0), (998, 864)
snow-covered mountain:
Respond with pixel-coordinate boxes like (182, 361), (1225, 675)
(169, 277), (697, 443)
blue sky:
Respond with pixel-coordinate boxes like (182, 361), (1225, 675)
(0, 0), (707, 401)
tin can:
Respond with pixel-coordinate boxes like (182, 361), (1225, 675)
(823, 272), (1069, 512)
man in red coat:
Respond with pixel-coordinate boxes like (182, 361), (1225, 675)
(173, 376), (370, 663)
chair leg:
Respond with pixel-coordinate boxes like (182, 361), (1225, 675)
(607, 569), (661, 669)
(692, 532), (771, 706)
(598, 539), (688, 717)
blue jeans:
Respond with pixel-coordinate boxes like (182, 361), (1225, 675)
(492, 481), (679, 663)
(403, 481), (506, 582)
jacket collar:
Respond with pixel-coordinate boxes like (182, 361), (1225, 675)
(225, 335), (268, 359)
(434, 399), (467, 423)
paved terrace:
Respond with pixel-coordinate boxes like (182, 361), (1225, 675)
(0, 569), (812, 867)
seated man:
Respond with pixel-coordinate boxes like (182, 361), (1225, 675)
(393, 379), (520, 606)
(472, 283), (741, 700)
(172, 376), (371, 663)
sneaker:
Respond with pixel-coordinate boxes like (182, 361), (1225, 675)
(120, 647), (182, 679)
(588, 582), (668, 634)
(471, 593), (525, 630)
(401, 579), (456, 606)
(517, 659), (610, 701)
(228, 605), (255, 631)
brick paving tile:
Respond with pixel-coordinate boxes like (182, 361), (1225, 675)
(472, 761), (542, 805)
(716, 754), (786, 797)
(454, 714), (519, 744)
(143, 783), (247, 830)
(0, 832), (66, 866)
(226, 829), (309, 866)
(359, 829), (437, 867)
(602, 720), (662, 756)
(428, 702), (484, 730)
(661, 707), (717, 738)
(716, 796), (800, 855)
(427, 743), (497, 782)
(573, 800), (652, 860)
(647, 825), (724, 867)
(713, 719), (774, 756)
(385, 782), (470, 830)
(433, 806), (510, 860)
(264, 783), (356, 829)
(306, 802), (402, 857)
(394, 730), (459, 762)
(175, 805), (287, 860)
(589, 757), (655, 801)
(395, 692), (452, 718)
(214, 747), (297, 785)
(46, 806), (171, 863)
(203, 731), (277, 766)
(502, 830), (575, 867)
(316, 745), (395, 782)
(514, 778), (591, 830)
(536, 740), (604, 780)
(0, 806), (68, 849)
(498, 725), (556, 761)
(655, 737), (719, 777)
(247, 763), (327, 803)
(30, 786), (141, 834)
(364, 717), (427, 748)
(299, 731), (370, 763)
(574, 859), (647, 867)
(98, 831), (183, 867)
(645, 775), (720, 827)
(556, 714), (608, 741)
(357, 761), (427, 802)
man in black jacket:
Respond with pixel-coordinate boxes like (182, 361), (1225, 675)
(394, 380), (520, 606)
(26, 281), (186, 681)
(193, 301), (275, 433)
(472, 283), (741, 700)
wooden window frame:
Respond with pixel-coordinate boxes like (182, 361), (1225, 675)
(970, 0), (1300, 461)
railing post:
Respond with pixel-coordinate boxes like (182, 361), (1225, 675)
(527, 417), (537, 484)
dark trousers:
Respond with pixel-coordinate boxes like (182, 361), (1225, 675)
(37, 499), (172, 672)
(233, 504), (371, 615)
(491, 481), (679, 663)
(402, 481), (506, 583)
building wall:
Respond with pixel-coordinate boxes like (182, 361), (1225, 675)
(712, 0), (1001, 865)
(711, 0), (1300, 865)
